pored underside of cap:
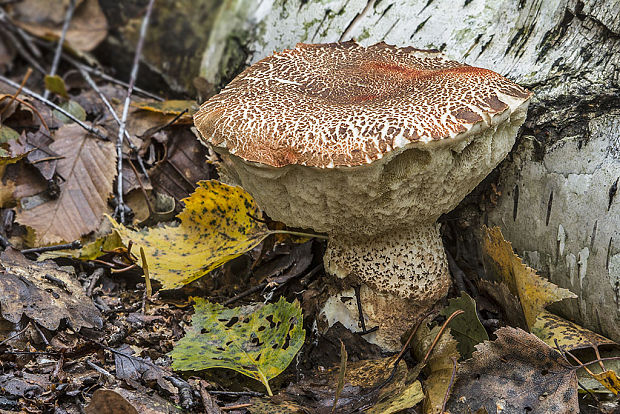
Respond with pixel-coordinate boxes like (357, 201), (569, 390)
(194, 41), (532, 168)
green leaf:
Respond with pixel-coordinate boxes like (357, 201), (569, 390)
(440, 292), (489, 359)
(169, 297), (305, 396)
(44, 74), (69, 99)
(53, 100), (86, 124)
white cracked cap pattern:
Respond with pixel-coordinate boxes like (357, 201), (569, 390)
(194, 41), (532, 168)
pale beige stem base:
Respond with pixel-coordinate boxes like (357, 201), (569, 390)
(320, 224), (450, 351)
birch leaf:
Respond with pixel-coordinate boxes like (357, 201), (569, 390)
(169, 297), (305, 396)
(481, 226), (577, 329)
(110, 180), (271, 289)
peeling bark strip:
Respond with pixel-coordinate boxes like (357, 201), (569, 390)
(200, 0), (620, 342)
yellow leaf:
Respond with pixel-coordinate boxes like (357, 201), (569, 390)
(592, 370), (620, 395)
(132, 100), (198, 124)
(532, 310), (616, 351)
(110, 180), (271, 290)
(481, 226), (576, 329)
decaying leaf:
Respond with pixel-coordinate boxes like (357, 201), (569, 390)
(412, 320), (460, 414)
(149, 128), (214, 203)
(132, 100), (199, 124)
(248, 398), (307, 414)
(11, 0), (108, 52)
(481, 226), (576, 328)
(439, 292), (488, 359)
(532, 310), (617, 351)
(38, 231), (123, 261)
(0, 247), (102, 331)
(110, 180), (271, 289)
(85, 388), (183, 414)
(447, 327), (578, 413)
(170, 297), (305, 396)
(271, 354), (420, 413)
(367, 380), (424, 414)
(592, 370), (620, 395)
(477, 279), (528, 329)
(16, 124), (116, 245)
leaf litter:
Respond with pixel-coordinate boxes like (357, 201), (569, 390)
(0, 3), (618, 413)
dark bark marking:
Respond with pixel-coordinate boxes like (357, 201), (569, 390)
(545, 190), (553, 226)
(536, 7), (574, 63)
(421, 0), (434, 13)
(412, 15), (431, 37)
(590, 220), (597, 252)
(609, 177), (618, 211)
(513, 184), (519, 221)
(606, 237), (613, 271)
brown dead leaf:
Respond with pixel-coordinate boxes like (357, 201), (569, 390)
(16, 123), (116, 245)
(10, 0), (108, 52)
(481, 226), (576, 328)
(447, 327), (578, 413)
(0, 247), (102, 331)
(149, 128), (214, 203)
(85, 388), (183, 414)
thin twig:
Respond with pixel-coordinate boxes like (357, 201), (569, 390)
(423, 310), (464, 364)
(221, 404), (252, 411)
(0, 10), (45, 73)
(21, 240), (81, 254)
(33, 322), (49, 346)
(0, 67), (31, 117)
(76, 64), (149, 179)
(0, 322), (30, 346)
(115, 0), (156, 223)
(441, 356), (458, 413)
(0, 74), (106, 139)
(43, 0), (76, 100)
(28, 36), (163, 101)
(140, 247), (152, 314)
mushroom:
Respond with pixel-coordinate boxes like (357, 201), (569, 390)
(194, 41), (532, 350)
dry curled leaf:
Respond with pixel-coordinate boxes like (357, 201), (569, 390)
(0, 247), (102, 331)
(448, 327), (578, 413)
(11, 0), (108, 52)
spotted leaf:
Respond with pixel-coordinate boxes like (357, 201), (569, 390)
(110, 180), (270, 289)
(169, 297), (305, 396)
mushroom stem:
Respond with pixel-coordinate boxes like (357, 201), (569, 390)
(322, 223), (451, 350)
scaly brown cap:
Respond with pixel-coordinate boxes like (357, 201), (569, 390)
(194, 41), (532, 168)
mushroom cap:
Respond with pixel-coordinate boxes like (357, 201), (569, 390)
(194, 41), (532, 168)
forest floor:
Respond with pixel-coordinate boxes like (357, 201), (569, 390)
(0, 2), (619, 413)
